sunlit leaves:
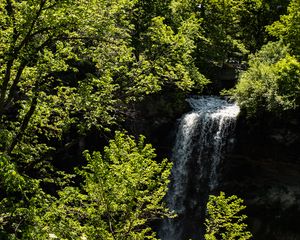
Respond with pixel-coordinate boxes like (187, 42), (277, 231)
(137, 16), (208, 92)
(229, 41), (300, 116)
(80, 132), (172, 239)
(0, 153), (47, 238)
(205, 192), (252, 240)
(76, 74), (120, 133)
(32, 132), (172, 239)
(196, 0), (251, 65)
(267, 0), (300, 56)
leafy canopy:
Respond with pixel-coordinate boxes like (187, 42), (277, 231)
(228, 41), (300, 116)
(267, 0), (300, 56)
(1, 132), (173, 239)
(1, 1), (195, 237)
(205, 192), (252, 240)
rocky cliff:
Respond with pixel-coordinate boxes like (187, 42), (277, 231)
(222, 112), (300, 240)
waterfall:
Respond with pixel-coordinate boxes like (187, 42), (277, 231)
(160, 96), (240, 240)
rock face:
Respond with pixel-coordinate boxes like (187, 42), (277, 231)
(221, 112), (300, 240)
(125, 87), (190, 158)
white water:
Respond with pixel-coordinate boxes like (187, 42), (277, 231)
(160, 96), (240, 240)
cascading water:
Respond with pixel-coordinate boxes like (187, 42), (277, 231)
(160, 96), (240, 240)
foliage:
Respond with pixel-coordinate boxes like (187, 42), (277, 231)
(127, 1), (209, 96)
(140, 15), (208, 91)
(1, 1), (190, 237)
(0, 2), (135, 235)
(0, 0), (137, 140)
(267, 0), (300, 56)
(190, 0), (289, 68)
(0, 0), (208, 157)
(197, 0), (250, 65)
(227, 0), (300, 116)
(27, 132), (172, 240)
(205, 192), (252, 240)
(0, 153), (48, 239)
(0, 0), (298, 238)
(238, 0), (289, 52)
(228, 41), (300, 116)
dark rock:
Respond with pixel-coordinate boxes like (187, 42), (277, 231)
(221, 112), (300, 240)
(124, 86), (190, 158)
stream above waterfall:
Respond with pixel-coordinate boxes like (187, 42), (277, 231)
(159, 96), (240, 240)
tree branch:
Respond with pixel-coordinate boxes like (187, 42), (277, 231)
(3, 61), (27, 109)
(12, 0), (46, 57)
(8, 95), (38, 154)
(1, 0), (46, 113)
(0, 58), (14, 113)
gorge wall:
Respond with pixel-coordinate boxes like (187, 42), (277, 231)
(221, 112), (300, 240)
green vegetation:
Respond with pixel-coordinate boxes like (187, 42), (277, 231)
(229, 41), (300, 116)
(29, 132), (172, 239)
(0, 0), (206, 236)
(267, 0), (300, 57)
(229, 0), (300, 116)
(205, 192), (252, 240)
(0, 0), (298, 238)
(1, 132), (172, 239)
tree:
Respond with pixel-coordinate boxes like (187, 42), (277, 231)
(228, 41), (300, 116)
(238, 0), (289, 52)
(0, 1), (208, 237)
(197, 0), (250, 66)
(27, 132), (173, 240)
(126, 0), (209, 95)
(0, 0), (137, 144)
(227, 0), (300, 117)
(267, 0), (300, 56)
(138, 15), (208, 92)
(205, 192), (252, 240)
(0, 152), (47, 239)
(182, 0), (289, 72)
(0, 0), (208, 157)
(0, 1), (136, 235)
